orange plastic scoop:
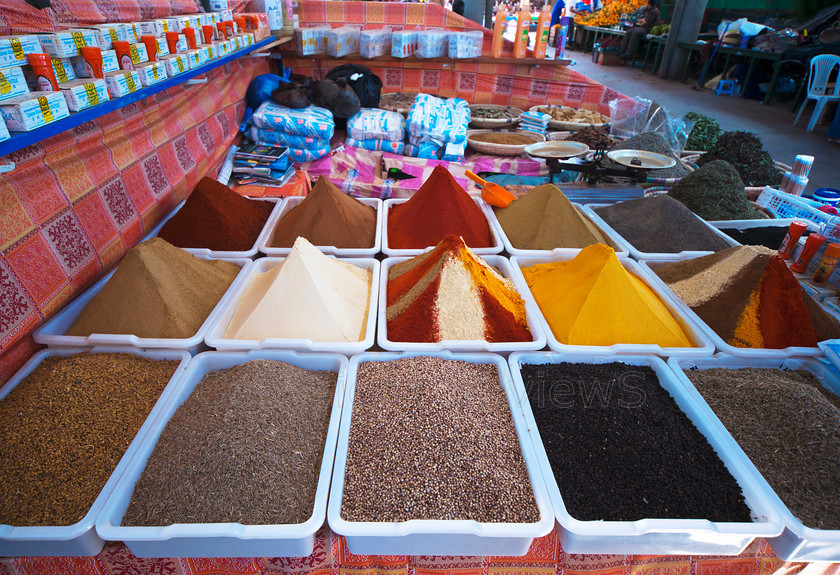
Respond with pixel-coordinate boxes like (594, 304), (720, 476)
(465, 170), (516, 208)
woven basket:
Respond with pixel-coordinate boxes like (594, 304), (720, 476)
(468, 105), (525, 129)
(466, 130), (545, 156)
(529, 105), (609, 131)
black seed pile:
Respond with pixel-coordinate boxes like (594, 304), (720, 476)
(122, 360), (336, 526)
(720, 226), (794, 249)
(522, 362), (754, 522)
(342, 356), (540, 523)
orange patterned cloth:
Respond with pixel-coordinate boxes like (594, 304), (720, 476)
(0, 527), (810, 575)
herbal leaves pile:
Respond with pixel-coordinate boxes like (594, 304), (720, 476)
(696, 131), (781, 187)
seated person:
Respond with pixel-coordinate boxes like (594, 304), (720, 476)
(620, 0), (660, 61)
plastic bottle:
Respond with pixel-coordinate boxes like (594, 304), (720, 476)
(778, 221), (808, 259)
(183, 27), (198, 50)
(533, 5), (551, 59)
(27, 53), (59, 90)
(165, 31), (182, 53)
(140, 35), (158, 61)
(491, 6), (507, 58)
(79, 46), (104, 78)
(202, 25), (215, 44)
(791, 233), (826, 273)
(112, 41), (135, 70)
(812, 242), (840, 283)
(513, 0), (530, 58)
(216, 22), (230, 41)
(555, 16), (569, 60)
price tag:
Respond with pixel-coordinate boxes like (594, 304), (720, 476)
(37, 96), (54, 122)
(129, 44), (140, 64)
(84, 82), (99, 105)
(0, 71), (9, 94)
(10, 38), (24, 61)
(126, 73), (136, 92)
(52, 58), (69, 82)
(71, 31), (87, 49)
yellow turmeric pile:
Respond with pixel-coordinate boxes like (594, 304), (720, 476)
(521, 244), (693, 347)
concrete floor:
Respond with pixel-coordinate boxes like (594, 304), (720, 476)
(565, 49), (840, 194)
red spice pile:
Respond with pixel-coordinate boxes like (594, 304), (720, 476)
(159, 177), (274, 251)
(387, 165), (492, 249)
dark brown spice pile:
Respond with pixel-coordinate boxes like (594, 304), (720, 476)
(0, 352), (178, 526)
(122, 360), (336, 526)
(686, 367), (840, 530)
(565, 127), (616, 149)
(342, 356), (539, 523)
(522, 362), (753, 522)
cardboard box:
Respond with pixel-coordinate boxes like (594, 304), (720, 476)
(38, 29), (99, 58)
(129, 42), (149, 65)
(59, 78), (109, 111)
(135, 61), (167, 86)
(0, 91), (70, 131)
(185, 48), (205, 69)
(0, 35), (42, 68)
(215, 41), (229, 57)
(51, 57), (76, 83)
(104, 69), (141, 97)
(159, 53), (189, 76)
(0, 66), (30, 101)
(0, 115), (9, 142)
(138, 20), (167, 38)
(70, 50), (119, 77)
(124, 22), (141, 43)
(154, 37), (171, 58)
(84, 24), (127, 51)
(197, 43), (218, 62)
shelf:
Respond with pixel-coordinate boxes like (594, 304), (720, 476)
(280, 52), (571, 66)
(0, 36), (276, 159)
(254, 35), (294, 52)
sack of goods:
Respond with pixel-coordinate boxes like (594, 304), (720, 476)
(345, 108), (406, 154)
(406, 93), (471, 161)
(249, 102), (335, 162)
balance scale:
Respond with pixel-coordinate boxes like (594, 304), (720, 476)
(524, 142), (677, 185)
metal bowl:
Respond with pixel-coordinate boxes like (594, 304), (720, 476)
(524, 141), (590, 160)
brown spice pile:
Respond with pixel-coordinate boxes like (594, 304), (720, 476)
(342, 356), (539, 523)
(122, 360), (336, 526)
(686, 367), (840, 529)
(0, 352), (178, 526)
(470, 133), (536, 145)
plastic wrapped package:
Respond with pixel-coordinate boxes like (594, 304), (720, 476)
(347, 108), (405, 141)
(295, 25), (331, 56)
(360, 28), (392, 59)
(250, 102), (335, 140)
(288, 144), (332, 163)
(407, 93), (470, 146)
(247, 126), (330, 150)
(448, 30), (483, 59)
(416, 29), (449, 58)
(405, 140), (441, 159)
(442, 140), (467, 162)
(346, 137), (405, 154)
(327, 26), (361, 57)
(391, 29), (418, 58)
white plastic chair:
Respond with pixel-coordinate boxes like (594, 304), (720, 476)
(793, 54), (840, 132)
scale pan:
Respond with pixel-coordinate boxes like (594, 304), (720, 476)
(606, 150), (676, 169)
(524, 141), (590, 160)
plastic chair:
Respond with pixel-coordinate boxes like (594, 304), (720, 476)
(793, 54), (840, 132)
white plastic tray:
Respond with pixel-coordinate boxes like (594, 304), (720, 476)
(582, 203), (740, 261)
(508, 352), (783, 556)
(0, 346), (191, 557)
(259, 197), (382, 257)
(145, 197), (283, 258)
(382, 197), (504, 257)
(96, 350), (347, 558)
(204, 257), (379, 354)
(639, 258), (824, 358)
(377, 255), (546, 353)
(32, 257), (253, 354)
(509, 254), (715, 357)
(667, 355), (840, 561)
(489, 202), (629, 258)
(709, 217), (806, 230)
(328, 351), (555, 556)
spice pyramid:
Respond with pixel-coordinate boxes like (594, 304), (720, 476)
(668, 160), (762, 221)
(521, 244), (692, 347)
(66, 237), (240, 338)
(159, 177), (275, 251)
(387, 235), (531, 342)
(269, 175), (377, 248)
(494, 184), (610, 250)
(656, 246), (840, 348)
(388, 165), (492, 249)
(225, 237), (371, 342)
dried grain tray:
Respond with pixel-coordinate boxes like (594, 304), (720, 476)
(96, 350), (347, 558)
(381, 197), (504, 257)
(637, 258), (827, 359)
(509, 255), (715, 358)
(204, 257), (379, 355)
(486, 202), (630, 258)
(32, 257), (253, 354)
(580, 203), (740, 262)
(467, 105), (525, 129)
(508, 352), (783, 555)
(667, 355), (840, 561)
(0, 346), (191, 557)
(258, 197), (382, 257)
(528, 105), (609, 131)
(376, 255), (547, 353)
(327, 351), (555, 555)
(145, 197), (283, 258)
(466, 129), (545, 157)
